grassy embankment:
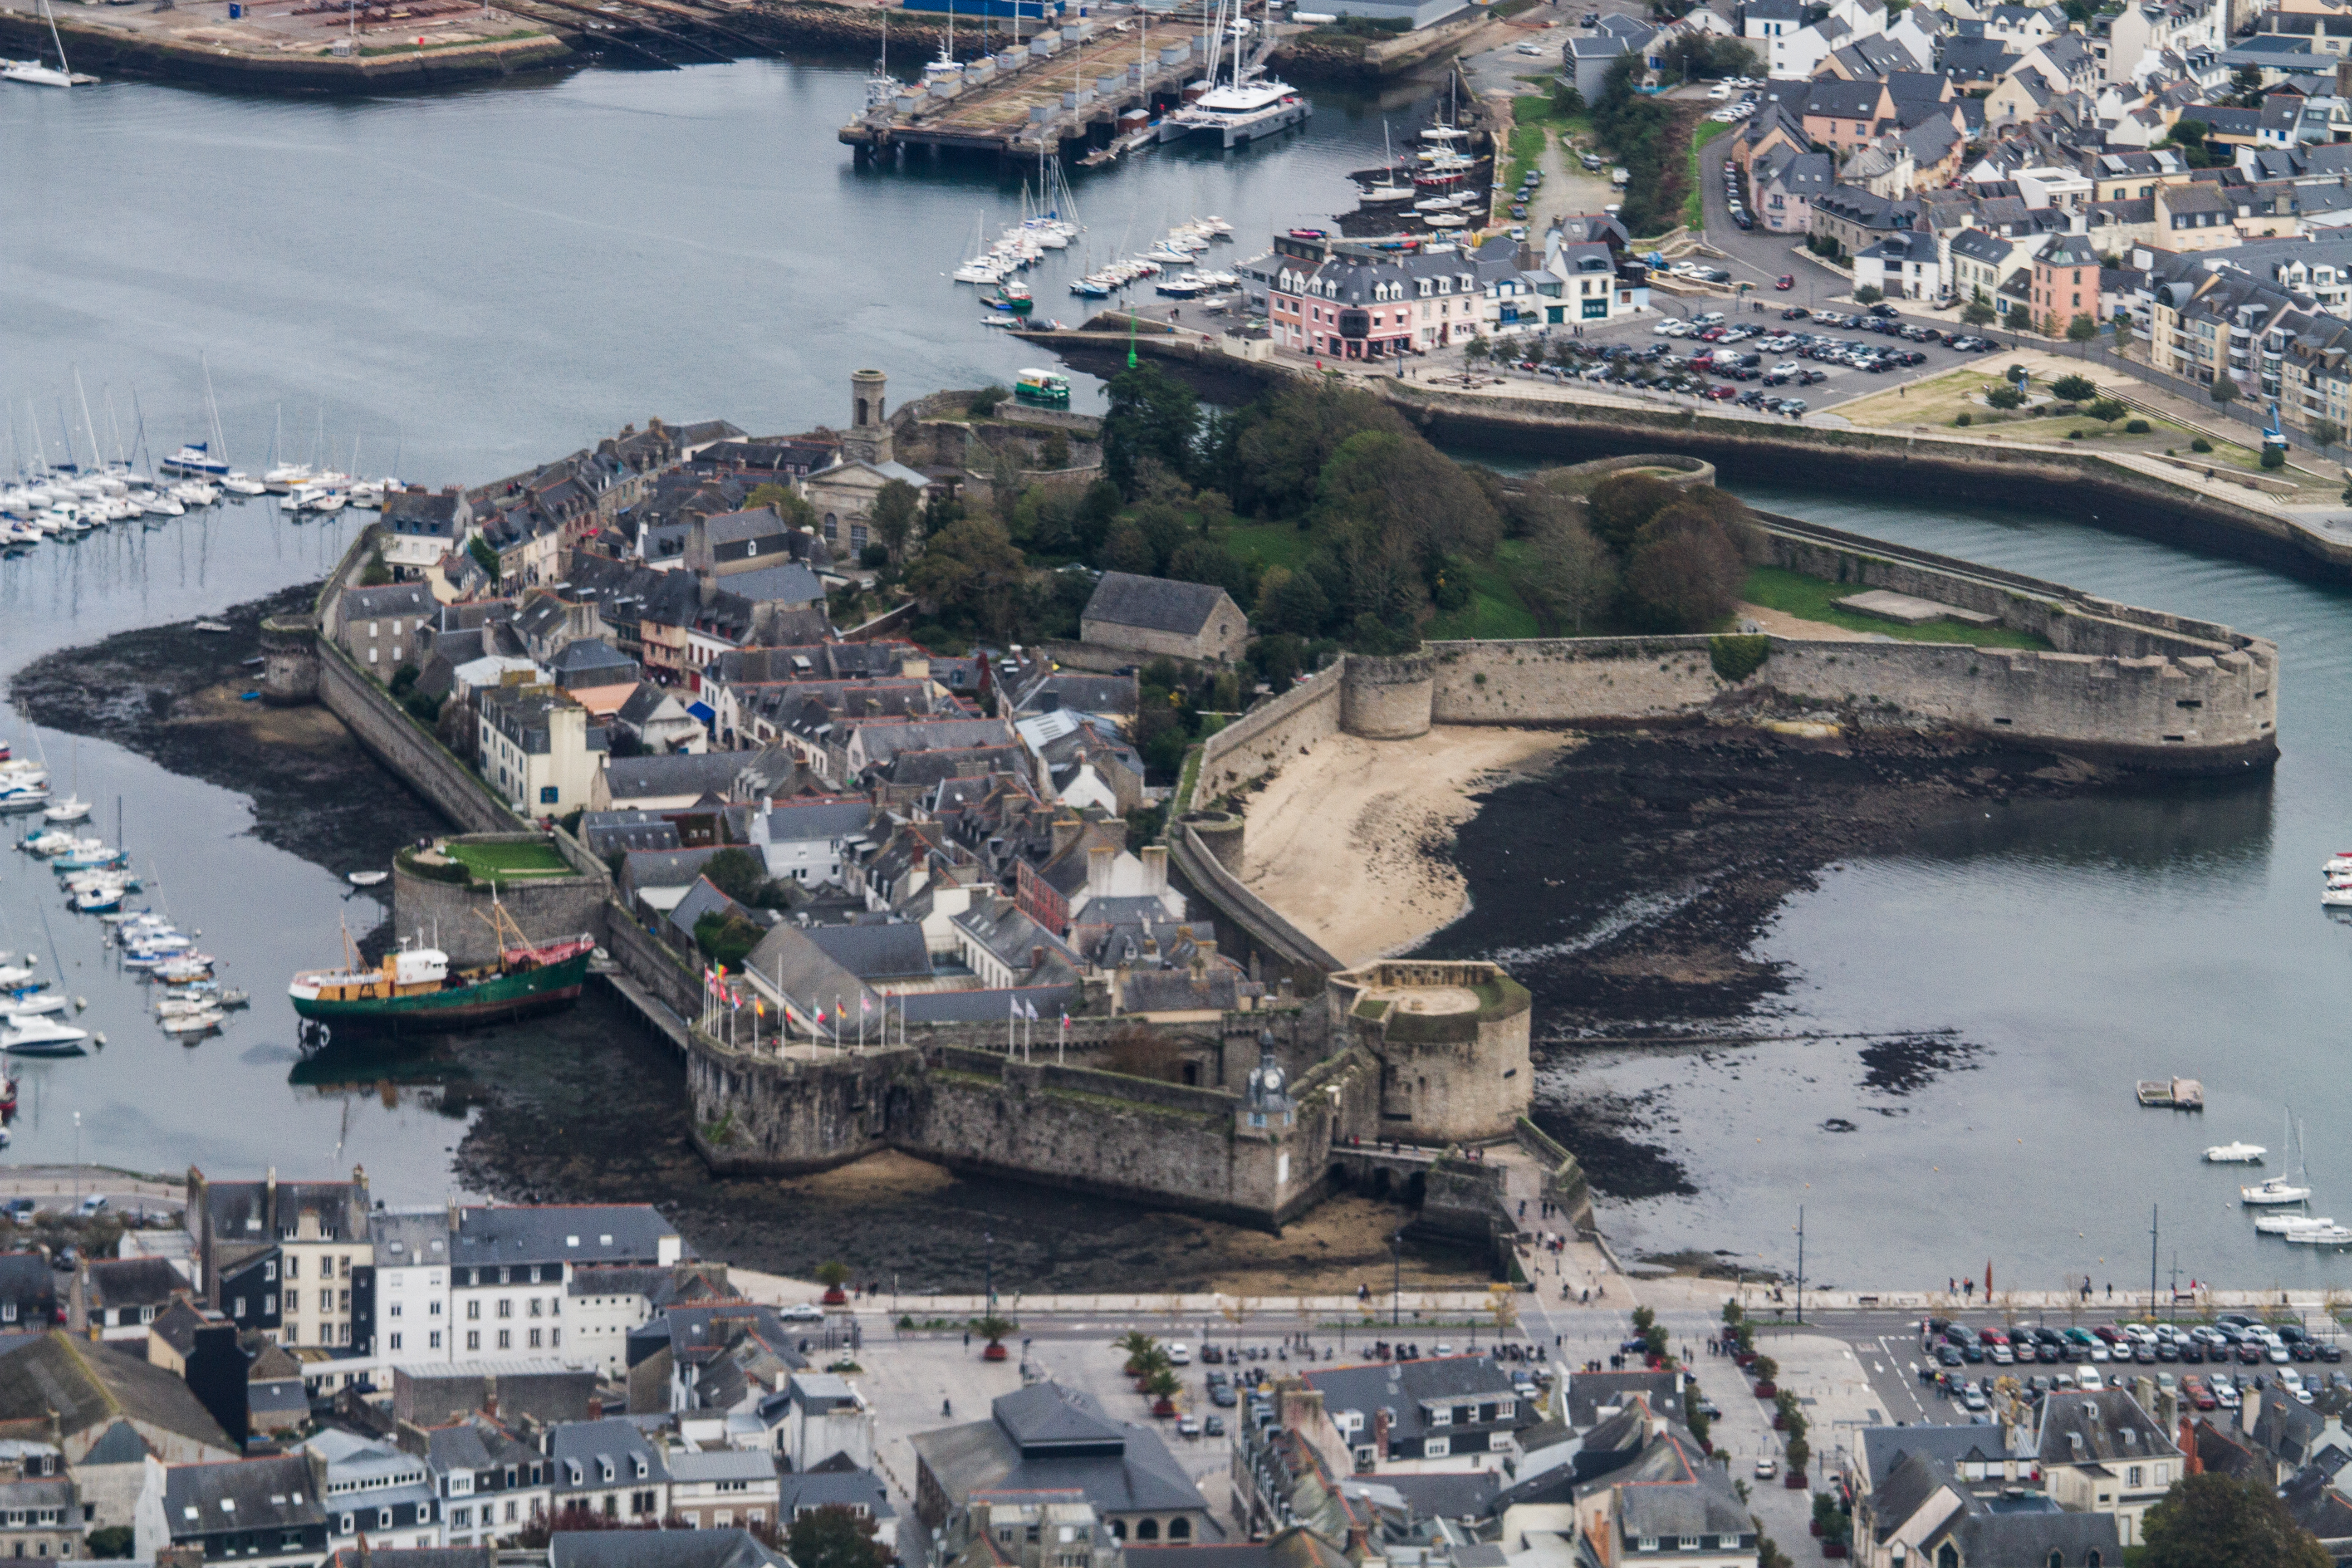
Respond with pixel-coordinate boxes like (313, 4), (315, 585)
(1740, 566), (2049, 650)
(1834, 367), (2297, 481)
(1681, 118), (1732, 230)
(442, 840), (574, 880)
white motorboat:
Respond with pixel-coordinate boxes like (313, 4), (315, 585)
(221, 472), (266, 497)
(2205, 1142), (2267, 1163)
(2255, 1212), (2335, 1234)
(2326, 877), (2352, 907)
(2284, 1226), (2352, 1246)
(169, 481), (220, 508)
(311, 491), (348, 514)
(2244, 1176), (2315, 1205)
(163, 442), (230, 476)
(0, 993), (65, 1019)
(40, 797), (90, 824)
(2324, 852), (2352, 877)
(160, 1008), (226, 1036)
(0, 969), (34, 990)
(0, 1016), (87, 1054)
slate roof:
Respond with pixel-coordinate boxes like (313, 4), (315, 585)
(549, 1529), (785, 1568)
(2037, 1388), (2177, 1467)
(776, 1467), (895, 1521)
(452, 1205), (681, 1270)
(1297, 1356), (1525, 1448)
(602, 750), (795, 804)
(549, 1417), (672, 1490)
(1608, 1429), (1751, 1541)
(912, 1383), (1210, 1525)
(717, 563), (825, 608)
(760, 802), (875, 844)
(804, 922), (933, 981)
(1081, 573), (1234, 638)
(667, 1450), (781, 1484)
(1563, 1371), (1686, 1431)
(582, 812), (684, 858)
(343, 585), (436, 622)
(87, 1258), (185, 1313)
(0, 1332), (232, 1452)
(160, 1454), (327, 1542)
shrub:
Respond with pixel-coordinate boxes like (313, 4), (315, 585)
(1954, 412), (1972, 426)
(2052, 374), (2097, 402)
(2126, 419), (2151, 434)
(2190, 436), (2214, 454)
(2068, 429), (2084, 439)
(1710, 633), (1770, 683)
(2261, 446), (2286, 469)
(1985, 386), (2025, 411)
(2089, 398), (2127, 423)
(969, 384), (1010, 416)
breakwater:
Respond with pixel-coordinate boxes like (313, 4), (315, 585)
(0, 4), (572, 91)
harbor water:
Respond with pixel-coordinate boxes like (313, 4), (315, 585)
(7, 61), (2352, 1289)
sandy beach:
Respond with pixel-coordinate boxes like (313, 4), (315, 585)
(1237, 726), (1574, 967)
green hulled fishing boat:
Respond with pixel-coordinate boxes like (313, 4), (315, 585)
(289, 931), (594, 1042)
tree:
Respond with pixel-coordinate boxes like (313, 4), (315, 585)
(2089, 398), (2127, 423)
(968, 384), (1010, 416)
(815, 1260), (852, 1304)
(516, 1505), (651, 1547)
(468, 534), (502, 587)
(1622, 501), (1755, 632)
(1144, 1367), (1181, 1415)
(85, 1529), (132, 1560)
(906, 514), (1028, 639)
(1586, 472), (1682, 554)
(1465, 334), (1493, 366)
(2211, 376), (2240, 408)
(1985, 385), (2025, 411)
(1098, 521), (1157, 577)
(2067, 313), (2099, 351)
(748, 482), (817, 531)
(786, 1505), (893, 1568)
(2315, 418), (2344, 454)
(1521, 513), (1618, 633)
(1853, 284), (1883, 305)
(971, 1313), (1017, 1362)
(1117, 1331), (1160, 1376)
(702, 847), (794, 911)
(1102, 360), (1200, 494)
(2113, 315), (2136, 356)
(2143, 1473), (2332, 1568)
(693, 911), (762, 970)
(870, 479), (921, 563)
(1255, 565), (1330, 636)
(1962, 289), (1998, 328)
(2052, 374), (2097, 402)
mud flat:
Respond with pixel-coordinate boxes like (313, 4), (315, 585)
(9, 584), (441, 880)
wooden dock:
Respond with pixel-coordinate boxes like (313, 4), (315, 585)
(841, 14), (1211, 160)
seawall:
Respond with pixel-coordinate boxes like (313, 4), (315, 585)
(0, 7), (573, 91)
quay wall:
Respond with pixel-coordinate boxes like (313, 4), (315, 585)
(0, 10), (574, 92)
(1194, 662), (1343, 801)
(317, 639), (525, 833)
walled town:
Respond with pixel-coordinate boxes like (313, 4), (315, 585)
(0, 346), (2288, 1568)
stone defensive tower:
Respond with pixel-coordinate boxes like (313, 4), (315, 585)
(844, 368), (893, 467)
(1325, 960), (1532, 1145)
(259, 615), (319, 707)
(1339, 653), (1435, 739)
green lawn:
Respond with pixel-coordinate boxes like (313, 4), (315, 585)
(1742, 565), (2049, 649)
(1426, 539), (1545, 640)
(444, 839), (573, 878)
(1681, 118), (1732, 230)
(1215, 520), (1315, 574)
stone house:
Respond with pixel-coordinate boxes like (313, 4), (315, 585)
(549, 1419), (670, 1525)
(2035, 1388), (2181, 1546)
(663, 1451), (779, 1532)
(380, 491), (476, 579)
(1755, 148), (1833, 234)
(476, 686), (606, 816)
(0, 1445), (81, 1565)
(132, 1453), (332, 1568)
(1078, 573), (1246, 664)
(186, 1168), (375, 1352)
(338, 584), (437, 677)
(75, 1259), (187, 1343)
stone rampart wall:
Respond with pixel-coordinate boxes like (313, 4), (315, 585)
(1195, 663), (1343, 801)
(318, 639), (525, 833)
(1428, 638), (1723, 726)
(389, 862), (608, 966)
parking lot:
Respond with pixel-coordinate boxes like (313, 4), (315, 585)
(1485, 300), (2005, 421)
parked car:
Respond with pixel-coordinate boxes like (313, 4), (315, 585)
(781, 1303), (825, 1322)
(1167, 1343), (1193, 1366)
(1703, 384), (1737, 401)
(1177, 1416), (1201, 1438)
(1205, 1415), (1227, 1436)
(1754, 1455), (1778, 1479)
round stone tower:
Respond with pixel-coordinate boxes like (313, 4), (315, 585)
(1326, 960), (1533, 1145)
(1339, 653), (1435, 740)
(1178, 809), (1246, 869)
(259, 615), (319, 707)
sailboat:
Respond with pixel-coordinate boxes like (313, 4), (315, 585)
(1359, 122), (1415, 204)
(951, 212), (1006, 284)
(41, 740), (88, 825)
(1, 0), (97, 85)
(2243, 1111), (2314, 1205)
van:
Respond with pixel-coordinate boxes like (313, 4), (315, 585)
(1610, 167), (1630, 187)
(1694, 312), (1725, 327)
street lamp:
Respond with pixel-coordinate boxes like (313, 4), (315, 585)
(1391, 1230), (1404, 1327)
(72, 1114), (80, 1210)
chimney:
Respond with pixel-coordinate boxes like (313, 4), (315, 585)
(1141, 845), (1168, 900)
(265, 1167), (277, 1233)
(1031, 946), (1045, 970)
(1087, 845), (1115, 901)
(1050, 817), (1084, 858)
(1371, 1408), (1392, 1458)
(2181, 1416), (2201, 1475)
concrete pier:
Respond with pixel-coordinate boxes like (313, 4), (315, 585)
(840, 18), (1203, 160)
